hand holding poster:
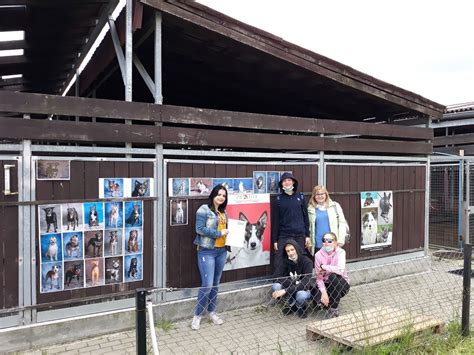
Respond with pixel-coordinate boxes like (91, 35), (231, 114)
(225, 219), (247, 248)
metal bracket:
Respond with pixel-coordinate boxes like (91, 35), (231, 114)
(3, 164), (18, 195)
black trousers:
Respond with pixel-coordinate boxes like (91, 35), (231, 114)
(325, 273), (350, 308)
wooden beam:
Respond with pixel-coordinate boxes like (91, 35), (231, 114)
(161, 105), (433, 140)
(434, 133), (474, 146)
(160, 126), (432, 154)
(0, 91), (160, 120)
(0, 117), (160, 144)
(0, 40), (27, 51)
(0, 7), (26, 31)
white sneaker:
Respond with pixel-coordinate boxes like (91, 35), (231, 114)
(191, 315), (201, 330)
(209, 312), (223, 325)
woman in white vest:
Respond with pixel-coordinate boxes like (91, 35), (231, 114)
(307, 185), (349, 254)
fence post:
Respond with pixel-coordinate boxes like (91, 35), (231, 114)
(462, 243), (471, 337)
(136, 288), (147, 354)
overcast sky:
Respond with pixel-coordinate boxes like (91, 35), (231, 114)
(197, 0), (473, 106)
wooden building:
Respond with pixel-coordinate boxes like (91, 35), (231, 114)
(0, 0), (445, 326)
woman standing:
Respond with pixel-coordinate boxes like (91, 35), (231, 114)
(191, 184), (229, 330)
(314, 232), (350, 318)
(307, 185), (349, 254)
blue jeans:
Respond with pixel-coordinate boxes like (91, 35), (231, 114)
(272, 283), (311, 306)
(195, 247), (227, 316)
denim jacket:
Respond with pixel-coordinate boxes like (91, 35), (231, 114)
(193, 204), (228, 249)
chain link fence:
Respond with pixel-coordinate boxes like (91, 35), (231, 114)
(140, 253), (472, 354)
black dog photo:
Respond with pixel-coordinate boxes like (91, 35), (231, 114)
(64, 260), (84, 290)
(38, 204), (61, 234)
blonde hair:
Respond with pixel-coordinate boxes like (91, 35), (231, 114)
(323, 231), (338, 242)
(309, 185), (332, 207)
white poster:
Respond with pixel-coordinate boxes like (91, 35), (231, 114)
(225, 219), (247, 248)
(360, 191), (393, 250)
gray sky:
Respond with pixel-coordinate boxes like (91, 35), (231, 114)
(198, 0), (473, 106)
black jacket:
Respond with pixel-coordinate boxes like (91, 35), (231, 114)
(273, 239), (313, 296)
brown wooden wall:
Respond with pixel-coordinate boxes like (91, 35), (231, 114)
(326, 165), (426, 260)
(35, 160), (154, 306)
(166, 162), (318, 288)
(0, 160), (19, 310)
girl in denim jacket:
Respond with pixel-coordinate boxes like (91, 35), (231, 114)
(191, 184), (229, 330)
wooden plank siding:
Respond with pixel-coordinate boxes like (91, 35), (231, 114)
(0, 160), (19, 310)
(35, 160), (154, 308)
(326, 165), (426, 260)
(166, 162), (318, 288)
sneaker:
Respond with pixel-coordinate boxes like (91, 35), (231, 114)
(325, 308), (339, 319)
(191, 315), (201, 330)
(209, 312), (224, 325)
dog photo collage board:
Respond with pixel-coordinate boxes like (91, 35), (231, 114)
(360, 191), (393, 250)
(38, 201), (144, 293)
(168, 171), (290, 197)
(99, 178), (154, 198)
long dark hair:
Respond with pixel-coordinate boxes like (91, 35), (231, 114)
(208, 184), (228, 213)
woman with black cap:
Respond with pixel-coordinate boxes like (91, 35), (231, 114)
(271, 172), (310, 270)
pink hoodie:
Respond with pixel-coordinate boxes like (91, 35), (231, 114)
(314, 247), (349, 292)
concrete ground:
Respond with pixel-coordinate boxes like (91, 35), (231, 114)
(17, 256), (470, 355)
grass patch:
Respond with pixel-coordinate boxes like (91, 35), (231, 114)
(155, 318), (175, 332)
(254, 305), (269, 314)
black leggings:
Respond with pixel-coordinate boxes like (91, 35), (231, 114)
(325, 273), (350, 308)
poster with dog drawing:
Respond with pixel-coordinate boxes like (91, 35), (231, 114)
(170, 199), (188, 226)
(360, 191), (393, 249)
(85, 258), (105, 287)
(61, 203), (83, 232)
(41, 262), (63, 293)
(190, 178), (212, 196)
(64, 260), (84, 290)
(253, 171), (266, 193)
(224, 193), (271, 271)
(124, 254), (143, 282)
(168, 178), (190, 197)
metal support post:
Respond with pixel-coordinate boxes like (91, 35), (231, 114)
(459, 157), (464, 249)
(424, 157), (430, 256)
(135, 288), (147, 355)
(462, 243), (471, 337)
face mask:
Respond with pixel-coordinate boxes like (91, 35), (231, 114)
(282, 185), (294, 192)
(323, 245), (334, 253)
(288, 255), (298, 262)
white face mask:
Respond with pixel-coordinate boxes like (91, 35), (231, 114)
(282, 185), (294, 192)
(288, 255), (298, 262)
(323, 245), (334, 253)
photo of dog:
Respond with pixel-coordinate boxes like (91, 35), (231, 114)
(125, 254), (142, 282)
(127, 229), (140, 253)
(105, 202), (123, 229)
(83, 202), (104, 230)
(131, 178), (150, 197)
(170, 199), (188, 226)
(232, 178), (253, 194)
(253, 171), (266, 193)
(379, 191), (393, 224)
(61, 203), (83, 232)
(85, 258), (104, 287)
(266, 172), (280, 194)
(105, 257), (123, 284)
(37, 160), (70, 180)
(84, 231), (103, 258)
(213, 178), (234, 194)
(41, 262), (62, 292)
(361, 209), (378, 246)
(190, 178), (212, 196)
(103, 178), (124, 198)
(64, 260), (84, 289)
(225, 209), (271, 271)
(40, 233), (62, 263)
(38, 204), (61, 234)
(169, 178), (189, 197)
(63, 232), (83, 260)
(125, 201), (143, 227)
(363, 192), (376, 207)
(104, 229), (123, 257)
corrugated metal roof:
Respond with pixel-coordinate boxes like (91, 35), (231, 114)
(446, 102), (474, 113)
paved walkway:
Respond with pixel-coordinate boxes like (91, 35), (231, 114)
(18, 257), (471, 354)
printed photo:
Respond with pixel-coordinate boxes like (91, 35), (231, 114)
(41, 262), (63, 293)
(360, 207), (378, 247)
(378, 191), (393, 224)
(361, 191), (377, 208)
(170, 199), (188, 226)
(40, 233), (62, 263)
(360, 191), (394, 250)
(125, 228), (143, 254)
(190, 178), (212, 196)
(213, 178), (234, 193)
(62, 231), (83, 260)
(105, 202), (124, 229)
(124, 254), (143, 282)
(253, 171), (266, 193)
(266, 172), (280, 194)
(131, 178), (154, 197)
(38, 204), (61, 234)
(61, 203), (83, 232)
(85, 258), (104, 288)
(124, 201), (143, 227)
(83, 202), (105, 230)
(105, 256), (123, 284)
(84, 231), (104, 259)
(233, 178), (253, 194)
(99, 178), (124, 198)
(169, 178), (190, 197)
(63, 260), (84, 290)
(36, 160), (70, 180)
(104, 229), (123, 257)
